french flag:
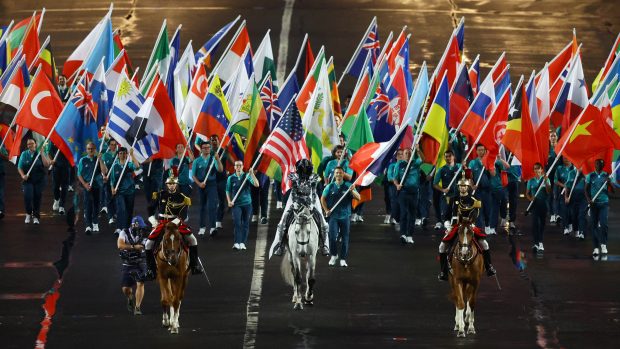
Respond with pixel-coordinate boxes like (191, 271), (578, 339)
(349, 120), (407, 186)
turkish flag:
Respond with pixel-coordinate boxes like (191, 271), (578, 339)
(14, 70), (65, 148)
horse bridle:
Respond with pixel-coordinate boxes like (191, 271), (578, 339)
(293, 204), (312, 246)
(158, 231), (182, 266)
(455, 225), (477, 265)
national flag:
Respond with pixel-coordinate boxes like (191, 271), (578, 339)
(259, 73), (282, 129)
(165, 25), (182, 104)
(340, 61), (372, 131)
(63, 10), (113, 80)
(296, 47), (325, 115)
(477, 89), (511, 170)
(611, 84), (620, 136)
(242, 83), (269, 170)
(0, 56), (30, 112)
(303, 64), (339, 169)
(113, 30), (134, 75)
(180, 63), (208, 129)
(105, 50), (131, 103)
(536, 35), (578, 107)
(107, 71), (158, 163)
(135, 76), (186, 160)
(468, 54), (480, 95)
(593, 33), (620, 93)
(229, 75), (257, 138)
(194, 75), (232, 141)
(30, 36), (57, 83)
(449, 62), (474, 129)
(253, 30), (277, 86)
(342, 17), (380, 80)
(420, 72), (450, 167)
(140, 20), (170, 93)
(261, 101), (308, 194)
(432, 33), (461, 93)
(195, 16), (240, 67)
(560, 54), (588, 132)
(534, 65), (551, 164)
(223, 46), (254, 113)
(293, 35), (315, 89)
(454, 18), (465, 55)
(0, 123), (14, 154)
(460, 69), (497, 141)
(0, 35), (9, 75)
(173, 41), (196, 122)
(327, 57), (343, 123)
(349, 115), (408, 186)
(494, 64), (511, 101)
(14, 69), (64, 148)
(7, 13), (41, 58)
(19, 14), (41, 69)
(347, 106), (374, 152)
(277, 69), (300, 115)
(54, 71), (102, 165)
(90, 60), (109, 128)
(386, 60), (409, 128)
(557, 103), (620, 169)
(367, 81), (393, 142)
(592, 53), (620, 104)
(501, 76), (542, 180)
(212, 21), (252, 83)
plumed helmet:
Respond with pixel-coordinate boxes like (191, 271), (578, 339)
(166, 166), (179, 184)
(457, 171), (471, 187)
(295, 159), (313, 179)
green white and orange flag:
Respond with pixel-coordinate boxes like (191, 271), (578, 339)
(296, 46), (325, 115)
(303, 63), (339, 169)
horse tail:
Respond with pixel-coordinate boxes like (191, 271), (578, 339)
(280, 252), (294, 286)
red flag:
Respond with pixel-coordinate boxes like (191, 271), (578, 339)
(21, 16), (41, 69)
(14, 71), (64, 140)
(478, 90), (510, 170)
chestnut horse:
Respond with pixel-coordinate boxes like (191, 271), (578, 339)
(156, 222), (189, 334)
(448, 223), (484, 337)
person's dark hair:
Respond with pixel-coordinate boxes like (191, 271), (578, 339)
(332, 144), (344, 156)
(476, 143), (485, 150)
(444, 149), (454, 156)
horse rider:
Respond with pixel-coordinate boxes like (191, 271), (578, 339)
(437, 173), (497, 281)
(269, 158), (330, 258)
(143, 174), (203, 280)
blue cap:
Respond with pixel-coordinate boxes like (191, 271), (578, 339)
(131, 216), (146, 228)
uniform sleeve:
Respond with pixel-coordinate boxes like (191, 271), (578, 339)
(226, 176), (232, 194)
(433, 167), (442, 185)
(77, 158), (84, 176)
(322, 184), (330, 197)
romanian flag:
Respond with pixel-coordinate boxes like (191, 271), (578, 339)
(420, 72), (450, 167)
(194, 75), (232, 142)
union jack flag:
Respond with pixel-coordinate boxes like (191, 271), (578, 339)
(362, 22), (380, 63)
(259, 74), (282, 129)
(71, 74), (98, 124)
(369, 85), (390, 123)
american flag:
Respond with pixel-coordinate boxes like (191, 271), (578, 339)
(259, 74), (282, 129)
(260, 101), (308, 193)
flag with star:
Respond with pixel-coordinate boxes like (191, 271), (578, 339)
(194, 75), (232, 142)
(55, 70), (101, 165)
(556, 103), (620, 169)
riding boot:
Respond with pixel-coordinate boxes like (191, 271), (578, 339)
(189, 245), (204, 275)
(144, 251), (156, 281)
(273, 224), (286, 256)
(482, 249), (497, 276)
(438, 253), (449, 281)
(320, 223), (330, 256)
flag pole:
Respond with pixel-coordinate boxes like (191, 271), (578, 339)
(566, 168), (580, 202)
(337, 17), (376, 86)
(28, 35), (50, 71)
(589, 161), (620, 205)
(0, 56), (28, 151)
(140, 18), (167, 89)
(208, 20), (246, 81)
(291, 33), (309, 79)
(341, 51), (371, 119)
(230, 94), (296, 205)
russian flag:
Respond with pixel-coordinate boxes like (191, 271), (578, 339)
(460, 72), (496, 140)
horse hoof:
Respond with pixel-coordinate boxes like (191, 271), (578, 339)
(467, 328), (476, 335)
(303, 298), (314, 306)
(170, 327), (179, 334)
(457, 331), (466, 338)
(293, 303), (303, 310)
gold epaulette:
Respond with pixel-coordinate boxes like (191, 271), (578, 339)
(183, 195), (192, 206)
(473, 199), (482, 208)
(152, 192), (158, 200)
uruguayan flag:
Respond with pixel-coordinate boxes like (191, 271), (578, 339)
(108, 71), (158, 163)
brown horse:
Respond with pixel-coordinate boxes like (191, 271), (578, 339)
(448, 223), (484, 337)
(156, 222), (189, 334)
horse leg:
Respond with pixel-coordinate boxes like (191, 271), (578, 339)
(305, 254), (316, 304)
(453, 283), (466, 337)
(158, 277), (170, 327)
(467, 282), (479, 335)
(293, 259), (303, 310)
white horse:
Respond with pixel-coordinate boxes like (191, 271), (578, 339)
(280, 204), (319, 310)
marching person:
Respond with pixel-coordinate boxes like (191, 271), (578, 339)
(192, 141), (223, 236)
(467, 144), (491, 232)
(57, 75), (70, 103)
(487, 157), (510, 235)
(526, 163), (552, 252)
(269, 159), (330, 258)
(118, 216), (148, 315)
(210, 134), (229, 230)
(110, 147), (139, 234)
(433, 149), (462, 229)
(226, 161), (259, 250)
(251, 172), (270, 225)
(168, 143), (194, 197)
(144, 174), (203, 280)
(437, 173), (496, 281)
(554, 157), (574, 235)
(47, 142), (70, 215)
(101, 139), (118, 224)
(141, 157), (164, 214)
(394, 146), (425, 244)
(18, 138), (53, 224)
(585, 159), (614, 256)
(77, 142), (107, 234)
(321, 166), (360, 267)
(565, 164), (587, 240)
(386, 149), (404, 225)
(505, 160), (521, 230)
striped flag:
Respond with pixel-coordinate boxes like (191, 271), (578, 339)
(261, 101), (308, 194)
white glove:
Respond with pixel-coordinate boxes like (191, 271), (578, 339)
(172, 218), (181, 225)
(148, 215), (158, 227)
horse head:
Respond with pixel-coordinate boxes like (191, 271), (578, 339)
(161, 222), (183, 266)
(456, 224), (475, 264)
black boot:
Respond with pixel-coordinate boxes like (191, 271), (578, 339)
(189, 245), (203, 275)
(482, 250), (496, 276)
(438, 253), (449, 281)
(144, 251), (156, 281)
